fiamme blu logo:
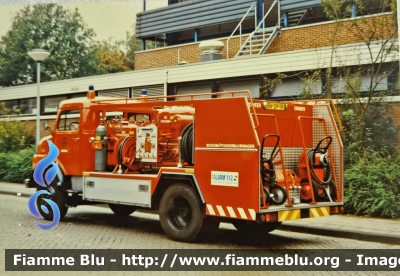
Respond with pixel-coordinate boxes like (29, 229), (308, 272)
(27, 140), (61, 230)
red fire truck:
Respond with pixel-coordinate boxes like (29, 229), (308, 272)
(28, 87), (344, 242)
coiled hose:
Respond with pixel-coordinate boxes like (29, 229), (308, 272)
(260, 159), (276, 185)
(180, 123), (194, 165)
(118, 137), (131, 165)
(307, 149), (332, 188)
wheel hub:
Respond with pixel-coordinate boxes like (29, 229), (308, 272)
(168, 197), (192, 230)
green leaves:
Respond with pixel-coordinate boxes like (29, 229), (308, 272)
(0, 4), (104, 87)
(344, 149), (400, 218)
(0, 118), (35, 183)
(0, 118), (34, 152)
(0, 148), (35, 183)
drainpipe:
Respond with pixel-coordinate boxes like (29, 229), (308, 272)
(194, 29), (199, 42)
(257, 0), (263, 26)
(351, 2), (356, 17)
(283, 12), (289, 28)
(164, 71), (168, 99)
(397, 0), (400, 89)
(142, 0), (146, 50)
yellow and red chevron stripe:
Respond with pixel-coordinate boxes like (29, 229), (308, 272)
(278, 210), (300, 221)
(206, 204), (256, 220)
(310, 207), (330, 218)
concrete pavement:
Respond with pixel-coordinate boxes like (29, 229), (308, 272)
(1, 181), (400, 245)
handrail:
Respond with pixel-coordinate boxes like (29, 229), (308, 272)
(235, 0), (280, 57)
(91, 90), (260, 128)
(226, 4), (256, 59)
(253, 0), (279, 49)
(289, 99), (344, 133)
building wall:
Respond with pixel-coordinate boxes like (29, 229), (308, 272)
(135, 13), (396, 70)
(135, 35), (248, 70)
(24, 119), (56, 140)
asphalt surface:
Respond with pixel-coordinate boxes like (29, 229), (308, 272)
(1, 181), (400, 246)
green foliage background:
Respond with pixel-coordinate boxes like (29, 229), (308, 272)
(0, 116), (35, 182)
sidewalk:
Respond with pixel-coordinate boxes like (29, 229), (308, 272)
(2, 181), (400, 245)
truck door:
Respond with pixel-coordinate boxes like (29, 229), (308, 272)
(54, 108), (82, 175)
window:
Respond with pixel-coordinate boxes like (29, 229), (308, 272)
(57, 110), (80, 131)
(0, 99), (36, 116)
(44, 96), (68, 113)
(19, 98), (36, 115)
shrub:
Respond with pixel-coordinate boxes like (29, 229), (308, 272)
(0, 118), (35, 153)
(0, 148), (34, 183)
(344, 149), (400, 218)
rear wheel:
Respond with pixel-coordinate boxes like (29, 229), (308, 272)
(109, 204), (136, 216)
(159, 184), (203, 242)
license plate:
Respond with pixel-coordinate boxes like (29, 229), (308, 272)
(263, 102), (287, 111)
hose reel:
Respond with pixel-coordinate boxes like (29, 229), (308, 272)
(179, 123), (194, 166)
(260, 134), (287, 205)
(300, 136), (337, 202)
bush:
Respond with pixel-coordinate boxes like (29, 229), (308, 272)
(0, 148), (34, 183)
(340, 103), (398, 167)
(344, 149), (400, 218)
(0, 118), (35, 153)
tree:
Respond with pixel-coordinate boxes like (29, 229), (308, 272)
(322, 0), (398, 157)
(0, 4), (105, 87)
(96, 27), (145, 72)
(97, 38), (130, 73)
(124, 28), (144, 70)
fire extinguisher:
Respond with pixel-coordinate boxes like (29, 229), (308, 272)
(95, 122), (107, 171)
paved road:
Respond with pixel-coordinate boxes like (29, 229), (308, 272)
(1, 193), (399, 276)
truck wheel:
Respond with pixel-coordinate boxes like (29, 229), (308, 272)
(109, 204), (135, 216)
(159, 184), (203, 242)
(232, 220), (282, 235)
(36, 175), (68, 221)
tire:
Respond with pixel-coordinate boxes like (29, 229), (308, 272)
(232, 220), (282, 235)
(109, 204), (135, 216)
(36, 175), (68, 221)
(269, 185), (287, 205)
(159, 183), (203, 242)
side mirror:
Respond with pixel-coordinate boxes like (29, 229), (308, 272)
(43, 120), (49, 130)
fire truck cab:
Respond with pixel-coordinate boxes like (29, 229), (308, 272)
(28, 88), (344, 242)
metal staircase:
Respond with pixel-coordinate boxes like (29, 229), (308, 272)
(235, 0), (281, 58)
(236, 27), (280, 57)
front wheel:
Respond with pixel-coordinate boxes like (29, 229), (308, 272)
(159, 184), (203, 242)
(36, 175), (68, 221)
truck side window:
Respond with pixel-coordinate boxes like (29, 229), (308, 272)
(57, 109), (80, 131)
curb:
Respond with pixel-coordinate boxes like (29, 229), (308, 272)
(0, 190), (33, 198)
(279, 224), (400, 245)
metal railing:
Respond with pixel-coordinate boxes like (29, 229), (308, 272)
(226, 4), (256, 59)
(234, 0), (281, 57)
